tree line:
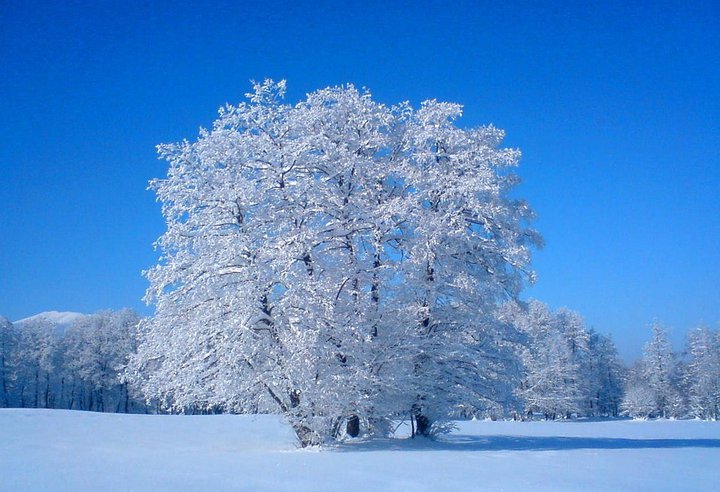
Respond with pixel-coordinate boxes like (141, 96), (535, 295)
(2, 305), (717, 424)
(622, 323), (720, 420)
(0, 310), (147, 413)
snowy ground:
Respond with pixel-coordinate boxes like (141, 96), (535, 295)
(1, 409), (719, 491)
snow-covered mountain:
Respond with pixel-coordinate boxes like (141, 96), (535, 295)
(14, 311), (88, 335)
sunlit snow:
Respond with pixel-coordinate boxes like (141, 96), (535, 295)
(2, 409), (718, 491)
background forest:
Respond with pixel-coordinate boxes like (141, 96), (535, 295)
(2, 306), (718, 422)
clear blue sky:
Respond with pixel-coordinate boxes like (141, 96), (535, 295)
(1, 0), (718, 360)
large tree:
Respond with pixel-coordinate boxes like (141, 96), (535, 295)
(127, 81), (539, 446)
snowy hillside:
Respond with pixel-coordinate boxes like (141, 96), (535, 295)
(13, 311), (87, 334)
(1, 410), (719, 491)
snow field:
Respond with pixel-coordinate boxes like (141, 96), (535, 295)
(1, 409), (719, 491)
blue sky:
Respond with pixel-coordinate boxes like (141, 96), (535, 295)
(1, 0), (718, 359)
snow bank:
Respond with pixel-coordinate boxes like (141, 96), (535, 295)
(1, 409), (718, 491)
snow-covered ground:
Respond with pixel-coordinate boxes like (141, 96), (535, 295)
(1, 409), (718, 491)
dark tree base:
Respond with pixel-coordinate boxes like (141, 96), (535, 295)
(346, 415), (360, 437)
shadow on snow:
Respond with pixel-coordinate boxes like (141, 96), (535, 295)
(333, 435), (720, 453)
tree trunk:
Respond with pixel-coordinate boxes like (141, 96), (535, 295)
(44, 373), (51, 408)
(414, 412), (431, 437)
(34, 369), (39, 408)
(58, 377), (65, 409)
(1, 372), (7, 407)
(412, 407), (431, 437)
(0, 354), (8, 407)
(68, 379), (76, 410)
(123, 383), (130, 414)
(346, 415), (360, 437)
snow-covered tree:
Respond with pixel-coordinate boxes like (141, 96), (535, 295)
(0, 316), (18, 407)
(509, 301), (585, 419)
(685, 326), (720, 420)
(64, 309), (142, 412)
(0, 309), (144, 412)
(584, 331), (624, 417)
(620, 368), (656, 419)
(12, 318), (57, 408)
(622, 324), (682, 419)
(642, 324), (680, 418)
(127, 80), (540, 445)
(506, 300), (624, 419)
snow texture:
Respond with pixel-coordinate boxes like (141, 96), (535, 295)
(1, 409), (718, 491)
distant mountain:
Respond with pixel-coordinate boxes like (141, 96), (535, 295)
(14, 311), (88, 335)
